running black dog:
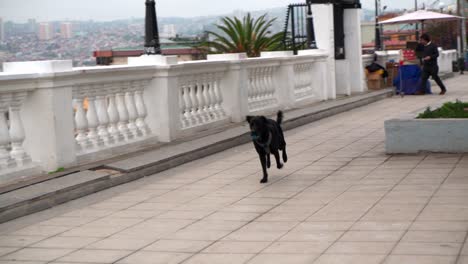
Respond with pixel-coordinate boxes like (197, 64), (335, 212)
(246, 111), (288, 183)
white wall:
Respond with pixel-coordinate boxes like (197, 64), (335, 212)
(344, 8), (365, 93)
(312, 4), (337, 100)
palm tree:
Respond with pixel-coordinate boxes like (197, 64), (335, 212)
(200, 13), (284, 57)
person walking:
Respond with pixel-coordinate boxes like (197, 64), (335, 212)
(418, 33), (447, 95)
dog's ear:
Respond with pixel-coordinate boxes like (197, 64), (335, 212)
(260, 116), (268, 123)
(246, 116), (254, 124)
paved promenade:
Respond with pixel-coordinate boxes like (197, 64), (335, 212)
(1, 75), (468, 264)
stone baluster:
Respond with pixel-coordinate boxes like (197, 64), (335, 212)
(116, 82), (133, 141)
(9, 92), (31, 166)
(85, 87), (104, 148)
(179, 80), (187, 128)
(135, 80), (151, 136)
(195, 78), (207, 124)
(183, 80), (194, 128)
(267, 67), (276, 103)
(253, 68), (261, 104)
(0, 94), (15, 169)
(207, 74), (218, 120)
(259, 67), (267, 104)
(95, 84), (114, 146)
(126, 81), (141, 138)
(249, 68), (257, 109)
(213, 72), (226, 117)
(73, 87), (92, 152)
(188, 81), (199, 126)
(201, 75), (212, 122)
(107, 84), (125, 143)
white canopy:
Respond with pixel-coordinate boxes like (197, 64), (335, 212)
(379, 10), (461, 25)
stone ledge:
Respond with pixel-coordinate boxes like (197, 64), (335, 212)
(385, 100), (468, 154)
(0, 170), (112, 224)
(0, 88), (392, 224)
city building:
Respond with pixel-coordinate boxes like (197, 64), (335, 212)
(28, 19), (37, 33)
(93, 47), (204, 65)
(38, 22), (54, 40)
(0, 17), (4, 42)
(60, 22), (73, 39)
(162, 24), (177, 38)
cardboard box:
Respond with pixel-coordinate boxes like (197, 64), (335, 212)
(367, 71), (382, 81)
(367, 79), (386, 90)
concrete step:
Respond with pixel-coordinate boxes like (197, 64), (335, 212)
(0, 88), (393, 224)
(0, 170), (114, 223)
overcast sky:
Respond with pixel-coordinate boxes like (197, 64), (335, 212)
(0, 0), (434, 22)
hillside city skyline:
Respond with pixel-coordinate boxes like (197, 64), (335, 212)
(0, 0), (455, 22)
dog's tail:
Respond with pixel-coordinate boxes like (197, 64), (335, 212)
(277, 111), (284, 125)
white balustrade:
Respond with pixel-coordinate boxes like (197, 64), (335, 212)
(0, 51), (334, 177)
(247, 65), (279, 112)
(135, 80), (151, 136)
(72, 80), (152, 156)
(0, 91), (32, 171)
(179, 72), (227, 129)
(294, 62), (316, 100)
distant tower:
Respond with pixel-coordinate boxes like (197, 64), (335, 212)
(28, 19), (37, 33)
(60, 22), (73, 39)
(38, 22), (54, 40)
(162, 24), (177, 38)
(0, 17), (4, 42)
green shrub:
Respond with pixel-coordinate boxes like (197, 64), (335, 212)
(417, 100), (468, 119)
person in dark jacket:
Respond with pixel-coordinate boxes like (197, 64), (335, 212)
(419, 33), (447, 95)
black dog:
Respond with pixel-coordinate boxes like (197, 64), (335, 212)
(246, 111), (288, 183)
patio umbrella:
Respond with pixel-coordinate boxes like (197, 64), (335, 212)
(379, 10), (462, 32)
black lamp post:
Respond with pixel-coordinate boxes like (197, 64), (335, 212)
(375, 0), (382, 50)
(144, 0), (161, 55)
(306, 0), (318, 49)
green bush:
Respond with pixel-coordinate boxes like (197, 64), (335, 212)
(417, 100), (468, 119)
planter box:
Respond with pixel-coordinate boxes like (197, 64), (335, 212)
(385, 105), (468, 154)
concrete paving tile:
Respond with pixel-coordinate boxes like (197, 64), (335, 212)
(85, 217), (143, 227)
(265, 241), (326, 255)
(86, 237), (156, 250)
(183, 253), (253, 264)
(10, 225), (70, 237)
(410, 221), (468, 231)
(339, 231), (404, 242)
(59, 226), (125, 238)
(203, 241), (270, 253)
(38, 217), (95, 227)
(280, 231), (343, 242)
(57, 249), (132, 263)
(0, 261), (46, 264)
(1, 248), (74, 262)
(313, 254), (386, 264)
(31, 236), (99, 249)
(362, 204), (425, 221)
(223, 230), (287, 242)
(462, 243), (468, 255)
(247, 254), (318, 264)
(383, 255), (457, 264)
(205, 212), (260, 222)
(116, 251), (192, 264)
(109, 209), (166, 219)
(293, 221), (354, 231)
(0, 248), (19, 258)
(184, 220), (247, 231)
(393, 242), (462, 255)
(402, 231), (467, 243)
(163, 230), (231, 241)
(0, 236), (47, 247)
(351, 221), (411, 231)
(144, 240), (212, 253)
(326, 241), (395, 254)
